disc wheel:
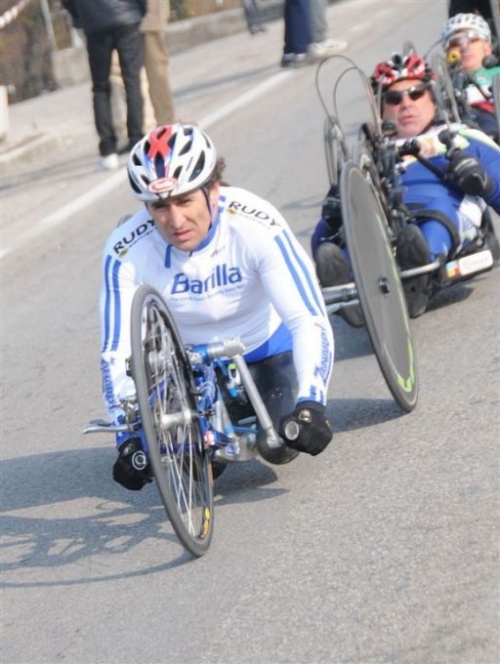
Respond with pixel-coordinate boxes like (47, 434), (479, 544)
(340, 162), (419, 412)
(130, 285), (214, 557)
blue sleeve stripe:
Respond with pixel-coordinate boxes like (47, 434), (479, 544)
(110, 261), (122, 350)
(102, 256), (122, 352)
(275, 232), (323, 314)
(102, 255), (113, 352)
(164, 244), (173, 268)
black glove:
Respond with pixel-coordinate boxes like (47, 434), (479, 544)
(279, 402), (333, 456)
(113, 438), (152, 491)
(447, 150), (494, 198)
(321, 184), (343, 234)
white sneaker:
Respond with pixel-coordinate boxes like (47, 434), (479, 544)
(98, 153), (119, 171)
(309, 39), (348, 60)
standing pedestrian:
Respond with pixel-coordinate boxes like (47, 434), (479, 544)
(62, 0), (146, 171)
(281, 0), (312, 67)
(281, 0), (347, 68)
(309, 0), (348, 59)
(140, 0), (176, 126)
(241, 0), (267, 35)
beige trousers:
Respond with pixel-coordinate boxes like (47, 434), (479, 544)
(143, 30), (175, 126)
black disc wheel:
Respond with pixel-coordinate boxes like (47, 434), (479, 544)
(130, 285), (214, 557)
(340, 161), (419, 412)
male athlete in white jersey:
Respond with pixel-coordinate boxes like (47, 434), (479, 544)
(100, 123), (334, 491)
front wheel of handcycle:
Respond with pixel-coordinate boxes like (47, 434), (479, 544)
(340, 161), (419, 412)
(130, 285), (214, 557)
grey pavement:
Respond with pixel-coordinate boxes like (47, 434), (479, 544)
(0, 1), (285, 174)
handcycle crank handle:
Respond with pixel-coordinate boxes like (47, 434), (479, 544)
(399, 139), (448, 181)
(188, 338), (246, 363)
(283, 420), (300, 441)
(231, 354), (282, 449)
(84, 419), (130, 434)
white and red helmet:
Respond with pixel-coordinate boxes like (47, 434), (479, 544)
(441, 13), (491, 45)
(371, 53), (432, 91)
(127, 123), (217, 202)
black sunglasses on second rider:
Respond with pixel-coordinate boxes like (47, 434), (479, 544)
(383, 83), (430, 106)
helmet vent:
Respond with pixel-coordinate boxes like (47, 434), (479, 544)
(191, 153), (205, 181)
(154, 154), (166, 178)
(179, 140), (192, 156)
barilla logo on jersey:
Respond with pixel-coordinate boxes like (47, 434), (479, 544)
(171, 264), (243, 294)
(113, 218), (155, 256)
(227, 200), (279, 226)
(148, 177), (177, 195)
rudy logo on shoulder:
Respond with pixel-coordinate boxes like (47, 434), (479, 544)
(148, 177), (178, 196)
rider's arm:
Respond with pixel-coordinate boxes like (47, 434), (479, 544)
(251, 222), (335, 407)
(461, 129), (500, 211)
(99, 249), (138, 435)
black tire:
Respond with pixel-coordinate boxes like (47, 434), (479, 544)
(130, 285), (214, 557)
(340, 162), (419, 412)
(482, 208), (500, 262)
(211, 461), (228, 480)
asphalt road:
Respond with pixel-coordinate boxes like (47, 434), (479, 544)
(2, 1), (499, 662)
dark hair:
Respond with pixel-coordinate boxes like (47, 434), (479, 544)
(204, 157), (228, 190)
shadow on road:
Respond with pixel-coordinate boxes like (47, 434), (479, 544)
(0, 446), (283, 586)
(332, 397), (404, 433)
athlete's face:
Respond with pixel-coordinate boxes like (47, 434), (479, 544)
(445, 30), (491, 72)
(382, 80), (436, 139)
(147, 185), (219, 251)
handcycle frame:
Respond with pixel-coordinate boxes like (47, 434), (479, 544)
(85, 285), (283, 557)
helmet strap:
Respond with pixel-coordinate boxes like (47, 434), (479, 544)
(201, 185), (216, 226)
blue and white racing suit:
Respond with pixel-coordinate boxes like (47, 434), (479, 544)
(312, 122), (500, 260)
(100, 185), (334, 445)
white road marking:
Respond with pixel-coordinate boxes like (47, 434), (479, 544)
(0, 70), (293, 260)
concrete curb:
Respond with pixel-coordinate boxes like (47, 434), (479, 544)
(1, 1), (284, 175)
(0, 132), (61, 174)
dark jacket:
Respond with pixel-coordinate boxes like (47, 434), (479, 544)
(62, 0), (146, 34)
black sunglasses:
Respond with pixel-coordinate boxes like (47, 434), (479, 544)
(383, 83), (429, 106)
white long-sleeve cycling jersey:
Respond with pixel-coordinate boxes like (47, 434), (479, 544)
(100, 185), (334, 426)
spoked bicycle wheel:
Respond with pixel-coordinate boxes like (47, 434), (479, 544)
(340, 161), (419, 412)
(130, 285), (214, 557)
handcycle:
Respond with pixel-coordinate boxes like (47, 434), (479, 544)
(430, 47), (500, 143)
(85, 285), (291, 558)
(84, 138), (435, 556)
(314, 55), (499, 410)
(424, 2), (500, 145)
